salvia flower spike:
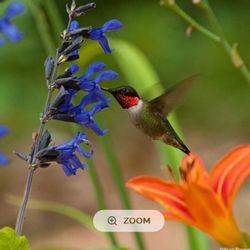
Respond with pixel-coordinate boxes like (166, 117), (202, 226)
(15, 0), (122, 236)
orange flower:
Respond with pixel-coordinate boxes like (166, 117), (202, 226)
(127, 145), (250, 247)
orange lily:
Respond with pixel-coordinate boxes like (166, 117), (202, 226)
(127, 145), (250, 247)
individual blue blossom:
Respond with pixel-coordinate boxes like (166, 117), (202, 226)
(0, 2), (25, 46)
(80, 62), (106, 79)
(0, 126), (9, 165)
(36, 132), (93, 176)
(89, 19), (123, 53)
(55, 132), (92, 176)
(79, 62), (119, 92)
(73, 99), (110, 135)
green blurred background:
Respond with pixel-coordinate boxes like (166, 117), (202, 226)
(0, 0), (250, 249)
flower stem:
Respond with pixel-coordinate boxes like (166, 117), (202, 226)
(162, 0), (250, 85)
(15, 13), (71, 234)
(14, 73), (56, 235)
(100, 131), (145, 250)
(169, 3), (220, 43)
(87, 158), (119, 247)
(15, 168), (34, 234)
(202, 0), (250, 84)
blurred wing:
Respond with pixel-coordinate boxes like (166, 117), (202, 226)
(148, 74), (200, 117)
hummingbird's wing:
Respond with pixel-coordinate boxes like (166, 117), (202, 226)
(148, 74), (199, 117)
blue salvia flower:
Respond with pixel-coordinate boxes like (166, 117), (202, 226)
(64, 62), (118, 96)
(53, 93), (110, 136)
(51, 61), (118, 135)
(0, 2), (25, 46)
(36, 132), (93, 176)
(0, 126), (9, 165)
(72, 99), (110, 135)
(55, 132), (93, 176)
(89, 19), (123, 53)
(54, 62), (115, 111)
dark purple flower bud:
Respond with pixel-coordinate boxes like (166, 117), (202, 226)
(57, 64), (80, 79)
(74, 2), (96, 16)
(66, 27), (91, 39)
(58, 21), (82, 63)
(54, 77), (80, 90)
(63, 36), (83, 55)
(44, 56), (54, 80)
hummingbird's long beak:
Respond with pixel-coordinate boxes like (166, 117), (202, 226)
(101, 87), (109, 91)
(101, 87), (114, 93)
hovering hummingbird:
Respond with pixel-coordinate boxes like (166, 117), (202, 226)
(101, 76), (199, 155)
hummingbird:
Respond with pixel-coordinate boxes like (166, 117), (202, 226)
(102, 75), (198, 155)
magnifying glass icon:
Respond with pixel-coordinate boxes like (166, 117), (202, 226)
(107, 216), (117, 226)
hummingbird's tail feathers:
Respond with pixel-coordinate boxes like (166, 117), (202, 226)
(161, 133), (190, 155)
(161, 119), (191, 155)
(179, 143), (190, 155)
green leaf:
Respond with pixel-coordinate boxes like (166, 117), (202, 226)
(24, 0), (56, 55)
(0, 227), (29, 250)
(242, 232), (250, 247)
(6, 195), (94, 231)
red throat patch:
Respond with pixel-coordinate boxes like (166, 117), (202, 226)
(116, 94), (139, 109)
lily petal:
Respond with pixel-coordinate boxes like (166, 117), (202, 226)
(184, 183), (243, 247)
(210, 145), (250, 208)
(127, 176), (194, 223)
